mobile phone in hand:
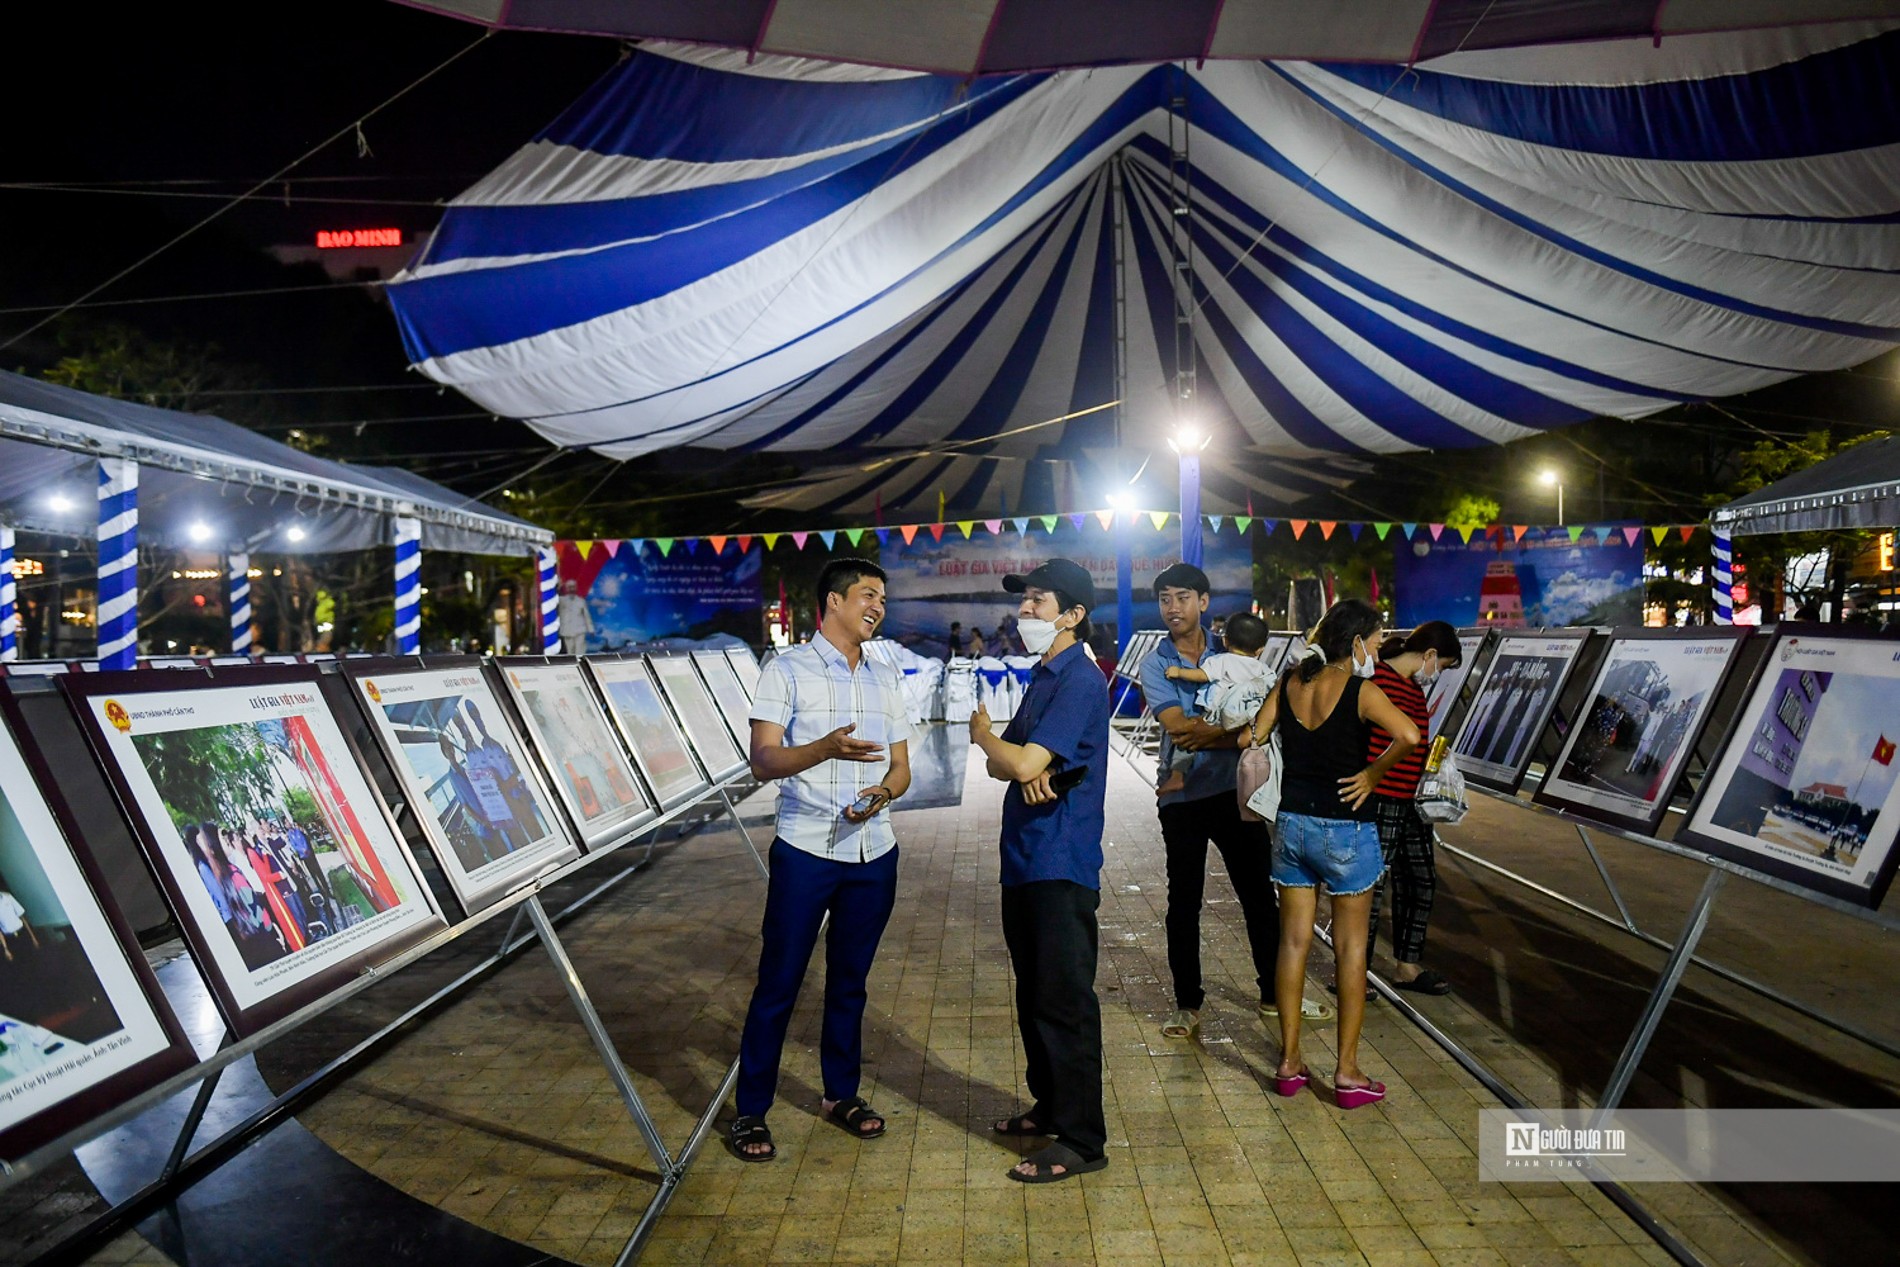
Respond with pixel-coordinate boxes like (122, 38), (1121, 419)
(1047, 765), (1087, 794)
(846, 790), (883, 817)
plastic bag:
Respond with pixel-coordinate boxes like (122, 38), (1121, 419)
(1414, 751), (1469, 825)
(1241, 734), (1282, 823)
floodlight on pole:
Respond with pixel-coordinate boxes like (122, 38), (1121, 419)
(1538, 468), (1564, 525)
(48, 493), (73, 513)
(188, 521), (213, 544)
(286, 525), (308, 543)
(1172, 421), (1209, 568)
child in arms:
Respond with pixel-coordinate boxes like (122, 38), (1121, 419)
(1157, 612), (1277, 797)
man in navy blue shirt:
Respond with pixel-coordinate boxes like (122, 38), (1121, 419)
(969, 558), (1110, 1183)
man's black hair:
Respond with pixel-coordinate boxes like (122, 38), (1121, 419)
(1222, 612), (1269, 655)
(1152, 561), (1211, 597)
(1051, 588), (1094, 646)
(817, 557), (887, 613)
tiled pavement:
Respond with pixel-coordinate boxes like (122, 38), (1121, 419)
(71, 724), (1883, 1265)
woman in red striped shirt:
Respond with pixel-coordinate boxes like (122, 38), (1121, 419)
(1364, 622), (1463, 995)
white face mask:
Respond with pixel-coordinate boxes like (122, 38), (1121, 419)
(1018, 617), (1061, 655)
(1415, 654), (1440, 688)
(1351, 636), (1377, 679)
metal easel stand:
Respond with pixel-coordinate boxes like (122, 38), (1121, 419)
(1441, 788), (1900, 1065)
(718, 785), (770, 880)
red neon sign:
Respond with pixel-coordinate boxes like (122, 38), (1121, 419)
(315, 228), (403, 249)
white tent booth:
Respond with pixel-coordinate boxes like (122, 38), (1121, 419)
(0, 371), (553, 665)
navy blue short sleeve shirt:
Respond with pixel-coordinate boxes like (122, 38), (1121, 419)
(998, 643), (1110, 889)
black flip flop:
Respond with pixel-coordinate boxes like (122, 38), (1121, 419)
(1393, 970), (1452, 995)
(727, 1114), (776, 1162)
(1007, 1141), (1109, 1184)
(825, 1095), (887, 1139)
(991, 1113), (1051, 1137)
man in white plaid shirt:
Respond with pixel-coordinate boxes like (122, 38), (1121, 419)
(729, 558), (912, 1163)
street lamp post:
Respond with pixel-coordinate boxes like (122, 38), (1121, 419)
(1169, 424), (1212, 568)
(1539, 468), (1565, 526)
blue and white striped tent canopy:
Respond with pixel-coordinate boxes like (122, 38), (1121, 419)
(388, 23), (1900, 485)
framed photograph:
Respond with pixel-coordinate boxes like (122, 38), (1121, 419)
(63, 668), (445, 1036)
(1679, 626), (1900, 908)
(1262, 634), (1298, 674)
(648, 654), (748, 783)
(585, 658), (711, 813)
(725, 647), (761, 700)
(497, 660), (656, 848)
(692, 650), (754, 747)
(348, 662), (580, 914)
(0, 692), (196, 1161)
(1534, 628), (1750, 834)
(1451, 629), (1594, 794)
(1423, 630), (1493, 744)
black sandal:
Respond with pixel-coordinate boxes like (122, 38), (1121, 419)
(728, 1114), (776, 1162)
(991, 1112), (1050, 1137)
(824, 1095), (886, 1139)
(1007, 1141), (1109, 1184)
(1393, 969), (1452, 995)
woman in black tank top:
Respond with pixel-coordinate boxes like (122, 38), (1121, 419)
(1247, 600), (1420, 1109)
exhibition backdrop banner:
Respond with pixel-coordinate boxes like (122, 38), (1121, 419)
(880, 518), (1251, 657)
(559, 541), (763, 649)
(1395, 533), (1644, 629)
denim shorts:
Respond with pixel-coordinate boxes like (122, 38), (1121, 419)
(1272, 811), (1385, 896)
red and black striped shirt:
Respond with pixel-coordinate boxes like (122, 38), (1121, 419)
(1368, 661), (1428, 799)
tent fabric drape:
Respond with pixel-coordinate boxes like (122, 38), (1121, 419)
(388, 24), (1900, 463)
(1712, 435), (1900, 536)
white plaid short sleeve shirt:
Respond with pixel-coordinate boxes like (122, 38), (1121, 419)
(748, 632), (913, 862)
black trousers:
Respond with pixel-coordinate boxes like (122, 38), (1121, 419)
(1159, 791), (1279, 1010)
(1367, 796), (1437, 965)
(1000, 880), (1106, 1159)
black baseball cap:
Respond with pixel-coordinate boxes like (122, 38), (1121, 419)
(1152, 561), (1210, 596)
(1003, 558), (1097, 612)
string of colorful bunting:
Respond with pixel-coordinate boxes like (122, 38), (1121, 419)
(557, 513), (1709, 560)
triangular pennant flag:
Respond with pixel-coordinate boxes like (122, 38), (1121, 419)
(957, 520), (975, 539)
(818, 530), (836, 549)
(1458, 525), (1478, 544)
(1068, 513), (1086, 531)
(708, 535), (728, 555)
(1261, 519), (1277, 536)
(1374, 523), (1393, 540)
(1319, 521), (1337, 540)
(1011, 516), (1029, 535)
(927, 523), (945, 542)
(1208, 515), (1224, 533)
(1649, 526), (1669, 545)
(600, 539), (622, 558)
(1235, 516), (1253, 533)
(1289, 519), (1309, 539)
(983, 518), (1002, 535)
(1148, 510), (1170, 531)
(655, 537), (675, 556)
(1348, 523), (1363, 541)
(844, 528), (865, 547)
(792, 531), (809, 549)
(1428, 523), (1445, 541)
(874, 528), (890, 546)
(1567, 526), (1585, 543)
(1095, 510), (1116, 532)
(1401, 523), (1418, 540)
(575, 540), (595, 561)
(737, 535), (753, 553)
(1622, 526), (1642, 547)
(900, 524), (918, 545)
(1040, 515), (1059, 533)
(685, 538), (701, 554)
(1679, 525), (1696, 542)
(625, 538), (645, 557)
(763, 532), (782, 550)
(1512, 525), (1529, 542)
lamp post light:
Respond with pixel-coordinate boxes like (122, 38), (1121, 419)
(1539, 468), (1564, 526)
(1168, 423), (1212, 568)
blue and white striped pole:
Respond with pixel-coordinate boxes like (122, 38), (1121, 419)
(228, 551), (253, 654)
(1711, 529), (1733, 625)
(394, 516), (422, 654)
(536, 545), (559, 653)
(0, 525), (18, 662)
(97, 458), (139, 669)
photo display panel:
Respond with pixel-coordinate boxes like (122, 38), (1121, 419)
(1535, 628), (1747, 835)
(693, 651), (753, 746)
(0, 694), (195, 1161)
(585, 658), (710, 812)
(1680, 628), (1900, 908)
(725, 647), (761, 700)
(498, 661), (655, 848)
(64, 668), (443, 1035)
(349, 663), (579, 914)
(1451, 630), (1591, 794)
(1424, 630), (1491, 744)
(648, 655), (748, 783)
